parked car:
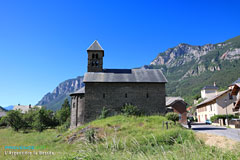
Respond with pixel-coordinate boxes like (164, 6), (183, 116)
(205, 119), (212, 125)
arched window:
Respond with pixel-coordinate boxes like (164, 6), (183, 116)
(95, 61), (99, 67)
(92, 54), (95, 59)
(73, 102), (75, 108)
(96, 54), (99, 59)
(91, 61), (94, 66)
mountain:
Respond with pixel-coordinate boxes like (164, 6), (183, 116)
(144, 35), (240, 104)
(4, 105), (14, 111)
(36, 76), (84, 111)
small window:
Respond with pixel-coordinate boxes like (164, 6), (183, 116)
(91, 61), (94, 66)
(92, 54), (95, 59)
(96, 54), (99, 59)
(146, 93), (149, 98)
(73, 103), (75, 108)
(103, 93), (105, 99)
(125, 93), (127, 98)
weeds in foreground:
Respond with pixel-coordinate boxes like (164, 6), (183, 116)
(59, 133), (240, 160)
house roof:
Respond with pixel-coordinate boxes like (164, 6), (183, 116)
(70, 86), (85, 96)
(87, 40), (104, 51)
(232, 78), (240, 85)
(83, 69), (168, 83)
(13, 105), (42, 113)
(196, 90), (230, 108)
(202, 86), (218, 90)
(166, 97), (187, 107)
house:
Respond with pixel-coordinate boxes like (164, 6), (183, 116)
(166, 97), (188, 124)
(0, 106), (7, 118)
(196, 84), (237, 123)
(70, 40), (167, 128)
(231, 83), (240, 114)
(13, 104), (42, 113)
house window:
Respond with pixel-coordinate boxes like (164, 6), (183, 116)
(146, 93), (149, 98)
(96, 54), (99, 59)
(91, 61), (94, 66)
(125, 93), (128, 98)
(92, 54), (95, 59)
(103, 93), (105, 99)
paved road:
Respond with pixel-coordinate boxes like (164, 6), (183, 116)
(184, 124), (240, 142)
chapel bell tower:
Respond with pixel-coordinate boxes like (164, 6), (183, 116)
(87, 40), (104, 72)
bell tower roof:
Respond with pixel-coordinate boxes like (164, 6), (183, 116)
(87, 40), (104, 51)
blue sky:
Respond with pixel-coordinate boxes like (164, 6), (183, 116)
(0, 0), (240, 107)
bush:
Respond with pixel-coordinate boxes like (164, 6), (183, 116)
(99, 107), (109, 119)
(57, 118), (70, 132)
(210, 114), (238, 122)
(5, 110), (27, 132)
(166, 112), (179, 124)
(0, 116), (8, 127)
(121, 105), (140, 116)
(85, 128), (96, 143)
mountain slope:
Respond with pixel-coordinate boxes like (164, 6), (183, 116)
(36, 76), (84, 111)
(146, 35), (240, 104)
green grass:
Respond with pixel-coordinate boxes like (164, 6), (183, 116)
(0, 115), (240, 160)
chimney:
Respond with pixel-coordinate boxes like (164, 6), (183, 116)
(214, 82), (216, 87)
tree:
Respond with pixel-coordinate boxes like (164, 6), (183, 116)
(56, 99), (71, 125)
(5, 110), (26, 132)
(166, 112), (179, 124)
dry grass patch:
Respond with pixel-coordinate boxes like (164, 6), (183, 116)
(196, 132), (240, 150)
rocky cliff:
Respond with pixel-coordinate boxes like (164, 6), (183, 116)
(36, 76), (84, 111)
(146, 35), (240, 104)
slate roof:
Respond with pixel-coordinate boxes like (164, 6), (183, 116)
(232, 78), (240, 85)
(166, 97), (187, 107)
(202, 86), (219, 90)
(83, 69), (167, 83)
(196, 90), (230, 108)
(87, 40), (104, 51)
(70, 86), (85, 96)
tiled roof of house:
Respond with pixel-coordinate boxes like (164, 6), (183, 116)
(83, 69), (167, 83)
(13, 105), (42, 113)
(196, 90), (230, 108)
(166, 97), (187, 106)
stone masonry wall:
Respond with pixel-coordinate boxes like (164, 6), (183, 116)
(84, 82), (166, 123)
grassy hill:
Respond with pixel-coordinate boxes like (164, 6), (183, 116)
(1, 115), (240, 160)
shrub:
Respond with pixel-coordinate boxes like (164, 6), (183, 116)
(99, 107), (109, 119)
(210, 114), (238, 122)
(0, 116), (8, 127)
(5, 110), (27, 132)
(166, 112), (179, 124)
(85, 128), (96, 143)
(121, 105), (140, 116)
